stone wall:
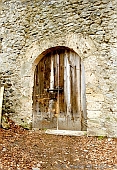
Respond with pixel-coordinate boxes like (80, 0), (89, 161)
(0, 0), (117, 136)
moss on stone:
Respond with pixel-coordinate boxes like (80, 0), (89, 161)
(1, 115), (10, 129)
(20, 122), (32, 130)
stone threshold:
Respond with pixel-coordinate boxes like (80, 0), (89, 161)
(45, 129), (87, 136)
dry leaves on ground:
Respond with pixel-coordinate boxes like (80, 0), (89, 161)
(0, 123), (117, 170)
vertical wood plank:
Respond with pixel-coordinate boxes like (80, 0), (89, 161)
(38, 58), (44, 114)
(75, 53), (81, 121)
(50, 53), (54, 89)
(73, 52), (77, 115)
(33, 69), (37, 113)
(0, 86), (4, 127)
(54, 51), (58, 89)
(48, 52), (55, 120)
(59, 49), (64, 114)
(64, 50), (67, 116)
(56, 52), (60, 117)
(70, 51), (76, 118)
(66, 50), (71, 116)
(44, 53), (51, 113)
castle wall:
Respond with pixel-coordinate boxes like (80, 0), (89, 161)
(0, 0), (117, 136)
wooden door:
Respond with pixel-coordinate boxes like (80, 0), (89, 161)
(33, 48), (86, 130)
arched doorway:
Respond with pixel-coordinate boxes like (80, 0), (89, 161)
(32, 47), (87, 130)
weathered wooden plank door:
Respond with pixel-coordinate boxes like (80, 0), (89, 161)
(33, 48), (86, 130)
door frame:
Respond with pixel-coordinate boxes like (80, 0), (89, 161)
(32, 46), (87, 130)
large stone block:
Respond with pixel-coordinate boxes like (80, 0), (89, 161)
(86, 94), (104, 102)
(87, 119), (107, 136)
(87, 102), (102, 111)
(87, 111), (102, 119)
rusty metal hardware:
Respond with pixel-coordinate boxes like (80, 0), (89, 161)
(46, 87), (63, 93)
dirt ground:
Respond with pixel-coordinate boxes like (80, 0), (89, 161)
(0, 123), (117, 170)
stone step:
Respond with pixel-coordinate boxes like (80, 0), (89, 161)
(45, 129), (87, 136)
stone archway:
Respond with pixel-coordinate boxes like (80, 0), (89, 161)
(20, 33), (97, 131)
(32, 46), (87, 130)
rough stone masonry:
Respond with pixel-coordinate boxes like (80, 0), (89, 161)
(0, 0), (117, 137)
